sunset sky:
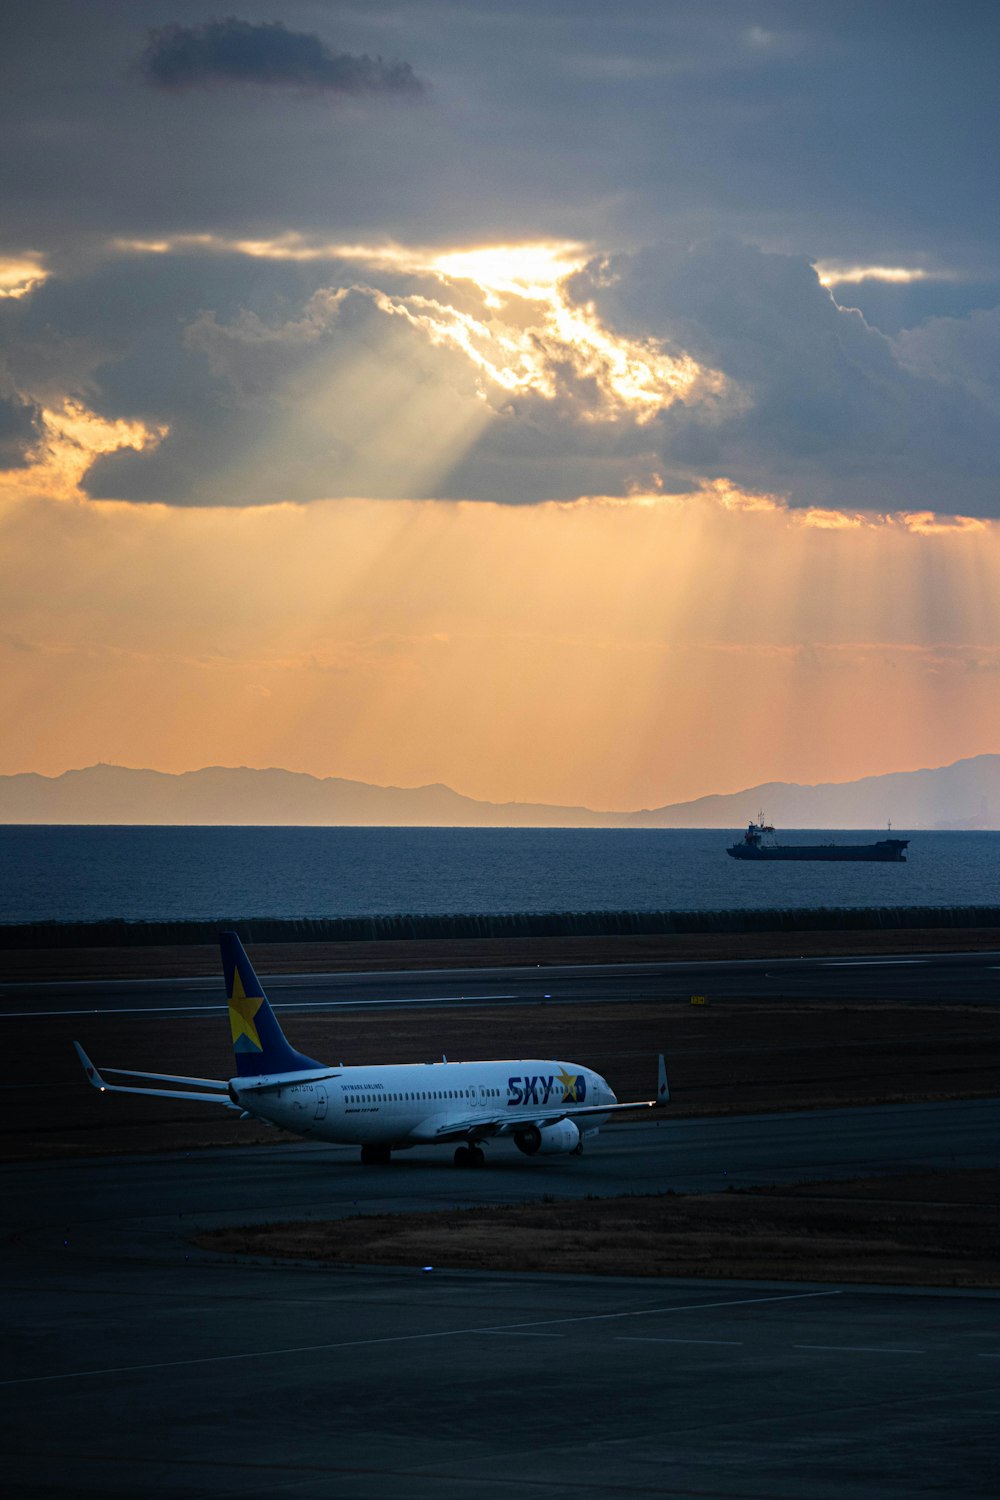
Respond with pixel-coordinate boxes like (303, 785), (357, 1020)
(2, 1), (999, 810)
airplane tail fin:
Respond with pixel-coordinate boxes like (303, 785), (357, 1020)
(221, 931), (321, 1078)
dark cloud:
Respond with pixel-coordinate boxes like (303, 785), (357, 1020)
(829, 279), (1000, 339)
(893, 308), (1000, 413)
(140, 17), (425, 97)
(0, 393), (43, 470)
(575, 239), (1000, 515)
(75, 281), (487, 505)
(3, 234), (999, 515)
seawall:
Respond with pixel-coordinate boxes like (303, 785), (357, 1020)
(4, 905), (1000, 950)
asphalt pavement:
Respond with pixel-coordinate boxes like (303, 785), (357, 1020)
(4, 947), (1000, 1017)
(2, 1110), (999, 1498)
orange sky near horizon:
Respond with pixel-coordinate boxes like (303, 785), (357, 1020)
(3, 479), (998, 810)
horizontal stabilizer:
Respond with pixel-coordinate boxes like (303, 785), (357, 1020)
(103, 1066), (229, 1091)
(233, 1067), (341, 1095)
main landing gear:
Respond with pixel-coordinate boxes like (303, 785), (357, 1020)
(360, 1144), (392, 1165)
(453, 1144), (485, 1169)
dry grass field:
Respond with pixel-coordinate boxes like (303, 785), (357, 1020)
(199, 1167), (1000, 1288)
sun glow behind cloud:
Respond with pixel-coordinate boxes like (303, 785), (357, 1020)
(0, 253), (48, 299)
(366, 239), (723, 421)
(110, 231), (726, 429)
(813, 263), (940, 287)
(1, 402), (164, 501)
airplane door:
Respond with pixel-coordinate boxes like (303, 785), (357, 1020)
(314, 1090), (328, 1120)
(477, 1085), (489, 1108)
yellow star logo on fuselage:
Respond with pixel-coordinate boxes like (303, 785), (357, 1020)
(558, 1068), (579, 1103)
(228, 969), (263, 1050)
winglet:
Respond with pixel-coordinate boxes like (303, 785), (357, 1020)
(73, 1040), (107, 1092)
(656, 1053), (670, 1106)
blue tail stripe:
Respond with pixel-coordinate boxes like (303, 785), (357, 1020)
(220, 931), (321, 1078)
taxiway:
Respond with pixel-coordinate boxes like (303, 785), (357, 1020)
(2, 1111), (999, 1498)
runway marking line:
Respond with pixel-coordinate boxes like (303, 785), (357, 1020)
(1, 996), (518, 1019)
(823, 959), (926, 967)
(795, 1344), (926, 1355)
(0, 1288), (842, 1388)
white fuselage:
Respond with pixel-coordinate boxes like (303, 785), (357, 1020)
(231, 1058), (615, 1147)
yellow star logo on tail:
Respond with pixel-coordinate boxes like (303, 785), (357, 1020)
(228, 968), (263, 1050)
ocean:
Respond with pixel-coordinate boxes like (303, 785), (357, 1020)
(2, 825), (999, 925)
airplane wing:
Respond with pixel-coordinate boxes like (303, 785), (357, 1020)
(73, 1042), (237, 1108)
(419, 1055), (670, 1144)
(419, 1100), (657, 1144)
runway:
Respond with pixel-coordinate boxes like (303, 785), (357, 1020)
(3, 1106), (998, 1497)
(5, 946), (1000, 1017)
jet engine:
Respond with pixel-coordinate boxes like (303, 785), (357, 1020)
(513, 1119), (582, 1156)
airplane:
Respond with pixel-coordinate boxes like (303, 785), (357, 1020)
(75, 931), (669, 1167)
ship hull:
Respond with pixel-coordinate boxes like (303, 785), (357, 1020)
(728, 841), (908, 863)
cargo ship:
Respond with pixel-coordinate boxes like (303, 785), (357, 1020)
(727, 819), (909, 862)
